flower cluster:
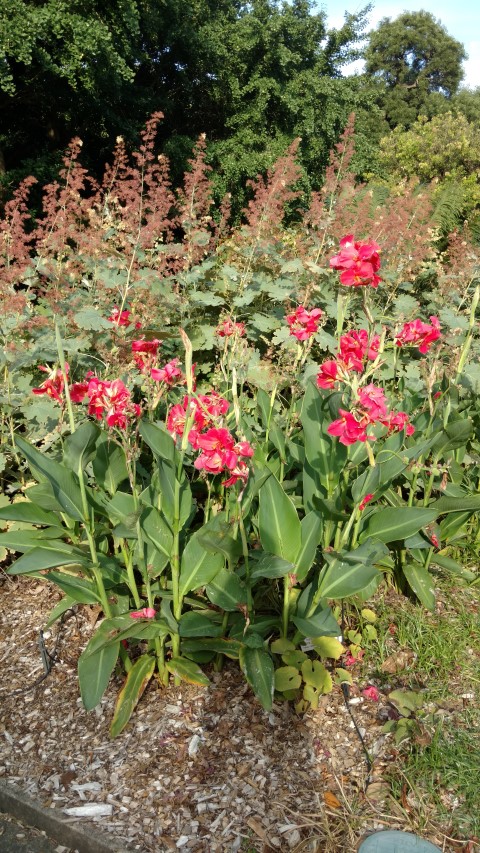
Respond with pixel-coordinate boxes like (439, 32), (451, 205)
(167, 393), (253, 486)
(216, 318), (245, 338)
(70, 376), (141, 429)
(131, 337), (185, 388)
(32, 363), (68, 403)
(286, 306), (323, 341)
(395, 316), (441, 354)
(330, 235), (381, 288)
(317, 329), (380, 389)
(327, 382), (414, 446)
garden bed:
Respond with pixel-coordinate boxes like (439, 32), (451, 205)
(0, 574), (477, 853)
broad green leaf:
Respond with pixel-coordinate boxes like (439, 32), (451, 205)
(0, 529), (68, 552)
(250, 553), (294, 579)
(403, 562), (436, 611)
(430, 553), (476, 581)
(179, 534), (223, 597)
(431, 419), (473, 455)
(274, 666), (302, 692)
(270, 638), (296, 654)
(178, 612), (223, 638)
(139, 419), (175, 462)
(180, 637), (242, 659)
(156, 459), (192, 530)
(206, 567), (247, 610)
(295, 511), (322, 582)
(301, 659), (332, 692)
(63, 421), (100, 476)
(301, 380), (347, 493)
(8, 543), (89, 575)
(388, 689), (424, 716)
(259, 474), (301, 563)
(92, 437), (129, 495)
(197, 518), (242, 564)
(0, 502), (63, 528)
(106, 491), (137, 526)
(25, 483), (64, 514)
(281, 650), (308, 668)
(292, 606), (339, 638)
(15, 436), (85, 521)
(167, 656), (210, 685)
(110, 654), (156, 737)
(439, 510), (474, 541)
(78, 640), (119, 710)
(432, 495), (480, 514)
(239, 646), (274, 710)
(312, 636), (345, 659)
(317, 541), (387, 599)
(359, 507), (437, 544)
(140, 506), (173, 571)
(335, 668), (353, 685)
(45, 572), (101, 604)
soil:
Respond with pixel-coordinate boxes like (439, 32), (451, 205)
(0, 574), (473, 852)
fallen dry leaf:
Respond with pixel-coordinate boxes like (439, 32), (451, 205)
(323, 791), (342, 809)
(381, 649), (415, 673)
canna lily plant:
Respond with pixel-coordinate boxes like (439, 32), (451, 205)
(1, 236), (479, 735)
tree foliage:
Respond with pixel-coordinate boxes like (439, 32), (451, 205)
(365, 11), (466, 128)
(0, 0), (376, 205)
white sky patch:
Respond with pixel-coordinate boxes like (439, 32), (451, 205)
(462, 41), (480, 89)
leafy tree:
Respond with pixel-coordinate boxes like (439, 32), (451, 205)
(365, 10), (467, 128)
(0, 0), (144, 184)
(0, 0), (376, 209)
(377, 111), (480, 237)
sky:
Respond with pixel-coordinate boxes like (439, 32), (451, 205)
(322, 0), (480, 88)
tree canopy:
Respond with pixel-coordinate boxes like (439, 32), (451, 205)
(0, 0), (375, 200)
(365, 10), (466, 128)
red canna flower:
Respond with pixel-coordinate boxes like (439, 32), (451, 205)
(130, 607), (156, 619)
(286, 306), (323, 341)
(381, 410), (415, 436)
(222, 460), (250, 488)
(395, 316), (441, 354)
(32, 363), (69, 404)
(338, 330), (380, 373)
(150, 358), (184, 385)
(107, 306), (140, 328)
(358, 384), (388, 422)
(84, 377), (140, 429)
(330, 235), (382, 288)
(216, 318), (246, 338)
(316, 359), (340, 389)
(327, 409), (371, 445)
(69, 381), (89, 403)
(359, 493), (374, 512)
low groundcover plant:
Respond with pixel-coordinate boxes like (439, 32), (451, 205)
(1, 236), (478, 736)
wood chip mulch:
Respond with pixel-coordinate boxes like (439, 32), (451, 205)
(0, 574), (461, 852)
